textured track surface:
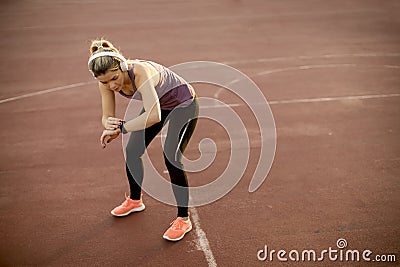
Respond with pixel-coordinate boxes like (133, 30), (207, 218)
(0, 1), (399, 266)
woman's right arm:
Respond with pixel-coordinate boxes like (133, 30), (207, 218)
(99, 84), (116, 128)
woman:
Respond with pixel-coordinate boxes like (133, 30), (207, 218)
(88, 39), (198, 241)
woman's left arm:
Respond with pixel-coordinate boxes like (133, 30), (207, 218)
(122, 63), (161, 132)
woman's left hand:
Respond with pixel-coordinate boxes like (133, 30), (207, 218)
(100, 128), (120, 148)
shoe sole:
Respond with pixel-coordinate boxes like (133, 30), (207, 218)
(162, 223), (193, 241)
(111, 204), (145, 217)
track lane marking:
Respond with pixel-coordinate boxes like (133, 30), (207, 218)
(190, 206), (217, 267)
(0, 81), (95, 104)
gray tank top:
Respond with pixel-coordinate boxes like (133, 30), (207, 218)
(120, 60), (195, 110)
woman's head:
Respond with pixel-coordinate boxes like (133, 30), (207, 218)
(88, 39), (127, 77)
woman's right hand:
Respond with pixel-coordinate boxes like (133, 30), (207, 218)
(105, 116), (123, 130)
(100, 128), (120, 148)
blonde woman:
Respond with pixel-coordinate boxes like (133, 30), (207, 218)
(88, 39), (198, 241)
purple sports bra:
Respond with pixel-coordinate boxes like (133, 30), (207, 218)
(119, 60), (195, 110)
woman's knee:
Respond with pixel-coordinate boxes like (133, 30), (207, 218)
(163, 153), (183, 171)
(126, 145), (145, 162)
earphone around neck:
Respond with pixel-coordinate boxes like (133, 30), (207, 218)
(87, 51), (128, 76)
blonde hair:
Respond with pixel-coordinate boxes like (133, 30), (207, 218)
(88, 39), (125, 77)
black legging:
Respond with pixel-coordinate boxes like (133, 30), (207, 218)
(125, 98), (198, 218)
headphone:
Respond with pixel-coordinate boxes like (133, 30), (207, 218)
(87, 51), (128, 75)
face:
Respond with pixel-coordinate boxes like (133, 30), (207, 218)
(96, 69), (124, 92)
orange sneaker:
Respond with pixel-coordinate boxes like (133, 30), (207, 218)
(163, 217), (192, 241)
(111, 193), (145, 217)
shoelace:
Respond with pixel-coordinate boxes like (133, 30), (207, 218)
(120, 193), (141, 207)
(121, 193), (132, 207)
(170, 218), (185, 230)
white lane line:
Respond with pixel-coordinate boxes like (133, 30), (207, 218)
(201, 103), (242, 109)
(1, 53), (399, 105)
(253, 63), (400, 77)
(223, 53), (400, 65)
(199, 93), (400, 108)
(254, 63), (357, 76)
(190, 206), (217, 267)
(268, 93), (400, 105)
(1, 85), (398, 109)
(0, 81), (95, 104)
(214, 88), (224, 99)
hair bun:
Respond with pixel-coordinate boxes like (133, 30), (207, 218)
(89, 39), (121, 56)
(91, 41), (111, 54)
